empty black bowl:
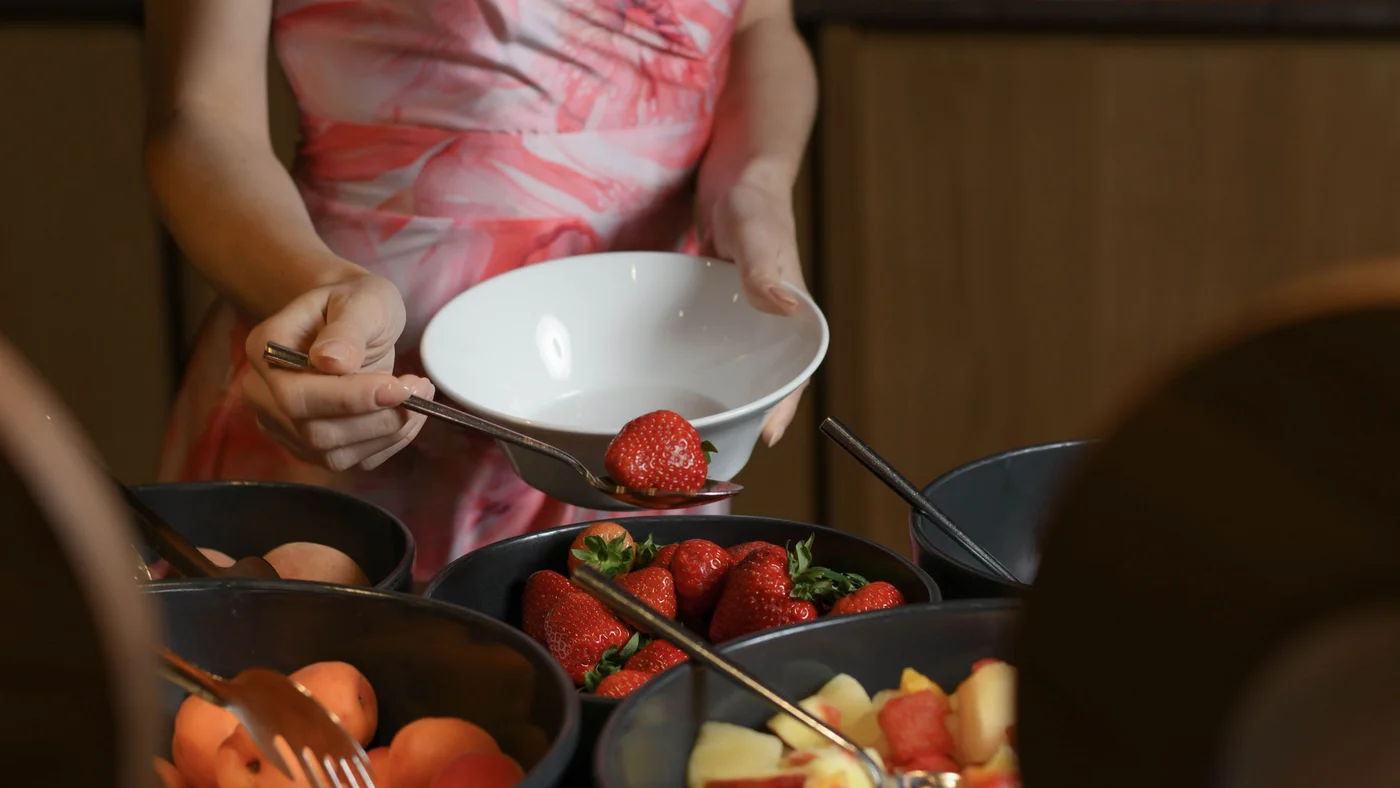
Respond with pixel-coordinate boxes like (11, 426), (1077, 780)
(147, 579), (579, 787)
(910, 441), (1089, 599)
(134, 481), (414, 591)
(423, 515), (940, 786)
(595, 600), (1018, 787)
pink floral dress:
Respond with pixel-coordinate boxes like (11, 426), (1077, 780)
(159, 0), (739, 582)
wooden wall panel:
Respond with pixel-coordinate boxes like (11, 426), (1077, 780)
(820, 31), (1400, 554)
(0, 27), (167, 482)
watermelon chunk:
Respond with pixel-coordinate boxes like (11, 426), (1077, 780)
(877, 689), (953, 765)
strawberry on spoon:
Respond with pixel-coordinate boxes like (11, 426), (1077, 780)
(605, 410), (717, 493)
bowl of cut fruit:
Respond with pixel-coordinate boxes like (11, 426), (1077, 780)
(135, 481), (415, 591)
(420, 251), (829, 510)
(147, 579), (579, 788)
(423, 516), (939, 784)
(597, 600), (1018, 788)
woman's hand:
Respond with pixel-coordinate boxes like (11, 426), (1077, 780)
(242, 273), (434, 471)
(704, 171), (811, 447)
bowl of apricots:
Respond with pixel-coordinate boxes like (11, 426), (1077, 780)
(146, 579), (579, 788)
(134, 482), (415, 591)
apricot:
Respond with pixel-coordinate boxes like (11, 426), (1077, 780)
(213, 726), (316, 787)
(429, 751), (524, 788)
(263, 542), (370, 586)
(200, 547), (237, 568)
(171, 694), (239, 788)
(388, 717), (500, 788)
(367, 746), (394, 787)
(149, 548), (235, 580)
(153, 756), (190, 788)
(287, 661), (378, 746)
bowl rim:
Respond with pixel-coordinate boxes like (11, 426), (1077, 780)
(424, 515), (943, 708)
(908, 439), (1093, 587)
(419, 251), (831, 436)
(144, 578), (583, 776)
(592, 598), (1022, 786)
(131, 479), (418, 592)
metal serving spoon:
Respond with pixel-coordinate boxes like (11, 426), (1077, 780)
(263, 343), (741, 510)
(821, 417), (1023, 585)
(573, 564), (962, 788)
(112, 475), (280, 579)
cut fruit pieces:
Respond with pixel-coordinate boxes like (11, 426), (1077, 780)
(767, 695), (843, 751)
(815, 673), (873, 727)
(688, 722), (787, 788)
(951, 660), (1016, 766)
(846, 688), (900, 758)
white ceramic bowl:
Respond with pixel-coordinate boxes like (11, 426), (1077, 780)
(420, 252), (829, 510)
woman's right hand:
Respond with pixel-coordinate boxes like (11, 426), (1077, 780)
(242, 273), (434, 471)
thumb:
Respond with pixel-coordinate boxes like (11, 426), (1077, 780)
(309, 285), (395, 374)
(730, 218), (801, 317)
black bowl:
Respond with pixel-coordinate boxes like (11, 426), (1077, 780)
(134, 481), (414, 591)
(910, 441), (1089, 599)
(595, 600), (1018, 788)
(147, 579), (579, 787)
(423, 515), (941, 786)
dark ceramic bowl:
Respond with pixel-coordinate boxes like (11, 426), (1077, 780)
(595, 600), (1018, 787)
(134, 481), (414, 591)
(146, 580), (579, 787)
(423, 515), (940, 786)
(910, 441), (1090, 599)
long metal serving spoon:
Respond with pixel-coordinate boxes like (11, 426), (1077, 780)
(111, 473), (279, 580)
(263, 342), (741, 510)
(572, 564), (962, 788)
(820, 417), (1023, 585)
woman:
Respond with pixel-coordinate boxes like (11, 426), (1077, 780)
(143, 0), (817, 582)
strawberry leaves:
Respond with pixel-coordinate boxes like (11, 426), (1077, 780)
(583, 632), (647, 692)
(785, 536), (867, 608)
(634, 534), (659, 567)
(701, 440), (718, 466)
(570, 533), (635, 578)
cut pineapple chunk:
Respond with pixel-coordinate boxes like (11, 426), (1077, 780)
(687, 721), (786, 788)
(899, 667), (948, 701)
(845, 688), (900, 759)
(952, 661), (1016, 766)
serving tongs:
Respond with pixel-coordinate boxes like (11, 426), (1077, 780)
(572, 565), (961, 788)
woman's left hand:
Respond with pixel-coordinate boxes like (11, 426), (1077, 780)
(703, 174), (810, 447)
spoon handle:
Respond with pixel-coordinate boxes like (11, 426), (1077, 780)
(261, 343), (599, 480)
(111, 475), (223, 579)
(820, 417), (1022, 584)
(571, 565), (888, 788)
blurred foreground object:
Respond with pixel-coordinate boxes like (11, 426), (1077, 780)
(1019, 261), (1400, 788)
(0, 334), (159, 787)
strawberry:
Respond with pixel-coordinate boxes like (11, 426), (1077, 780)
(727, 541), (776, 564)
(624, 639), (689, 675)
(583, 632), (644, 691)
(521, 569), (574, 644)
(544, 592), (633, 684)
(604, 410), (716, 492)
(615, 566), (678, 623)
(708, 537), (861, 643)
(593, 669), (654, 699)
(828, 581), (905, 616)
(567, 521), (635, 577)
(877, 689), (954, 765)
(649, 542), (679, 570)
(669, 539), (734, 618)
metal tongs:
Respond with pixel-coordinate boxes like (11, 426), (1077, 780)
(572, 565), (961, 788)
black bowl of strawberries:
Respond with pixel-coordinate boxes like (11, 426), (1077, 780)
(423, 516), (939, 785)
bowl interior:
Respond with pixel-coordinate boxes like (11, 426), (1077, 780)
(596, 601), (1018, 788)
(148, 581), (578, 786)
(134, 482), (414, 591)
(912, 442), (1089, 594)
(420, 252), (828, 434)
